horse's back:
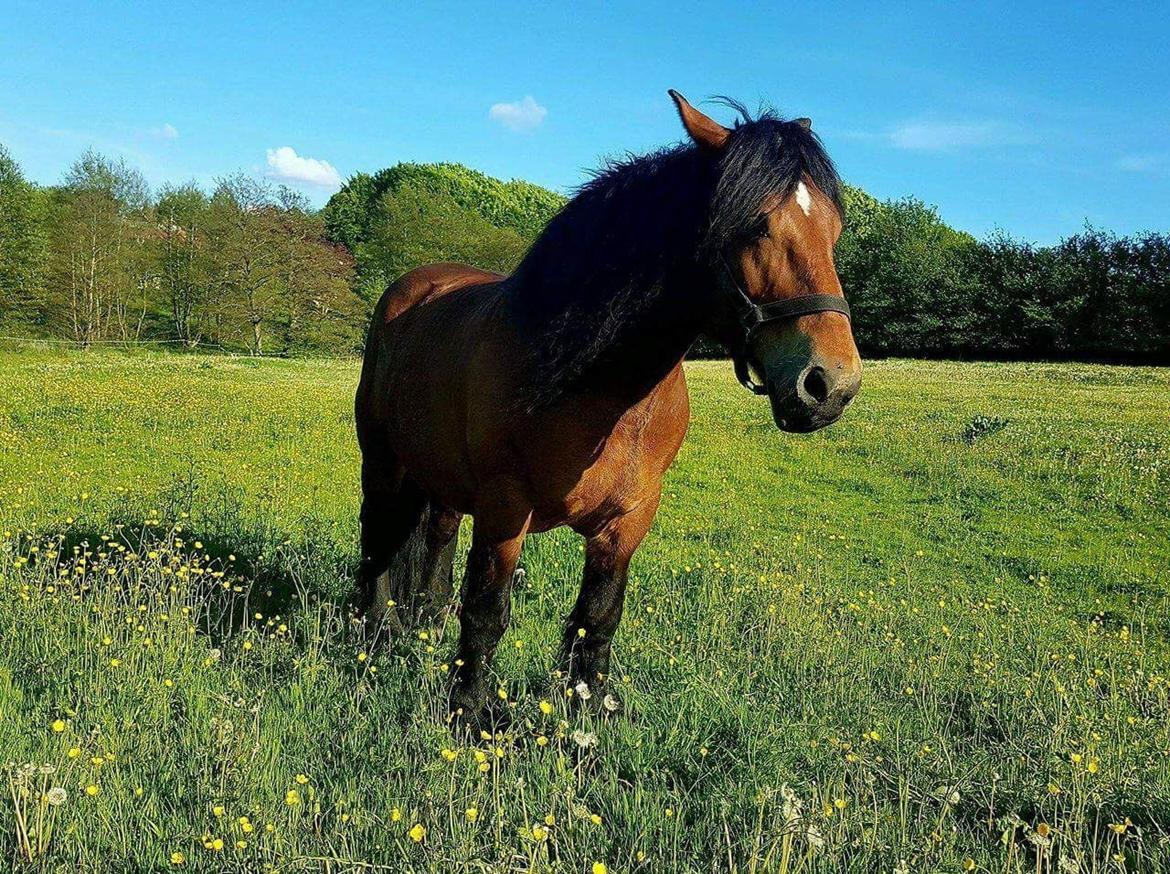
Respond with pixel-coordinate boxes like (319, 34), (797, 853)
(377, 262), (505, 326)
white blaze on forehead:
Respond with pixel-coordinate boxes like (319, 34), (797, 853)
(795, 181), (813, 216)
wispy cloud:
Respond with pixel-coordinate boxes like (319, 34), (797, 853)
(846, 120), (1033, 152)
(265, 146), (342, 189)
(147, 123), (179, 140)
(888, 121), (1032, 151)
(1115, 153), (1167, 176)
(488, 96), (547, 133)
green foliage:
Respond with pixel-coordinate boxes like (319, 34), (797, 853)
(203, 174), (361, 355)
(837, 196), (981, 354)
(323, 162), (565, 298)
(355, 186), (529, 297)
(61, 149), (150, 213)
(0, 142), (363, 355)
(0, 145), (48, 332)
(0, 352), (1168, 870)
(324, 162), (566, 252)
(836, 199), (1169, 361)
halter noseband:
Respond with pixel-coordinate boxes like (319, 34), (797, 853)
(719, 257), (852, 395)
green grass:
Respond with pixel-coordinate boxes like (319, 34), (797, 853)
(1, 347), (1168, 872)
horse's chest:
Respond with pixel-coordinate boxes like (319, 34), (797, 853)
(528, 369), (689, 530)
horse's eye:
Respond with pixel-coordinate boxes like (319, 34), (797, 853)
(751, 217), (770, 239)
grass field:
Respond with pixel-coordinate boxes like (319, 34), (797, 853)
(1, 347), (1168, 872)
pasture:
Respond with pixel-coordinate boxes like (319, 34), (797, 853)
(1, 347), (1168, 872)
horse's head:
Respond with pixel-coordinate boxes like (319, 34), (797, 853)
(671, 90), (861, 433)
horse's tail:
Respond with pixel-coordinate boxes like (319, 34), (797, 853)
(357, 473), (459, 635)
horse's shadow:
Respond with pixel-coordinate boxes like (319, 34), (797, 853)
(47, 514), (356, 651)
(44, 515), (611, 733)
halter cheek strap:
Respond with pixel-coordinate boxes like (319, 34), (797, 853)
(719, 257), (852, 395)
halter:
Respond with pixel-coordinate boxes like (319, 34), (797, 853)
(719, 256), (852, 395)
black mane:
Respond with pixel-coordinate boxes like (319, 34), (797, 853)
(509, 101), (842, 407)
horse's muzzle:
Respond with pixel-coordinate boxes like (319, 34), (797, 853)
(767, 361), (860, 433)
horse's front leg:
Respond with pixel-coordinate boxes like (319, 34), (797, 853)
(449, 489), (531, 721)
(561, 493), (660, 699)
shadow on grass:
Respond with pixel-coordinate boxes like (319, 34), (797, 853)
(45, 508), (358, 651)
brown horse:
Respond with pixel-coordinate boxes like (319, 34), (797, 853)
(354, 91), (861, 718)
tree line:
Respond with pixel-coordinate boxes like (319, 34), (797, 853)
(1, 142), (1167, 361)
(0, 145), (359, 354)
(835, 187), (1170, 362)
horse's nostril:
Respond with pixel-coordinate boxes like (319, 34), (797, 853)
(802, 366), (830, 404)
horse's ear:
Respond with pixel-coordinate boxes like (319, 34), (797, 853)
(794, 117), (812, 130)
(668, 89), (730, 151)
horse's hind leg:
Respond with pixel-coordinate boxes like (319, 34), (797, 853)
(561, 493), (661, 698)
(415, 505), (462, 625)
(356, 449), (426, 633)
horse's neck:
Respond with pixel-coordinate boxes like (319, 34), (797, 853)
(571, 282), (705, 407)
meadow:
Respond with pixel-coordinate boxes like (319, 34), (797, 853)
(0, 346), (1168, 872)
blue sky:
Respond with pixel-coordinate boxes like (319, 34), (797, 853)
(2, 1), (1167, 243)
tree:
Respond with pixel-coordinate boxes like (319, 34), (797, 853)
(156, 183), (211, 346)
(205, 175), (286, 354)
(324, 162), (566, 251)
(272, 186), (361, 354)
(360, 186), (529, 294)
(205, 176), (364, 355)
(836, 196), (978, 356)
(0, 144), (48, 333)
(46, 150), (153, 345)
(324, 162), (564, 301)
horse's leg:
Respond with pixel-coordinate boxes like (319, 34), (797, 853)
(356, 449), (426, 633)
(449, 487), (531, 719)
(561, 493), (661, 698)
(416, 506), (463, 625)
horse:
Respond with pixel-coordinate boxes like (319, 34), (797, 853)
(354, 90), (861, 719)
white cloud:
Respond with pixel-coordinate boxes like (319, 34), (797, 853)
(488, 96), (547, 133)
(265, 146), (342, 189)
(883, 121), (1033, 151)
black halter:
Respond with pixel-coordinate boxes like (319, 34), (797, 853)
(719, 257), (851, 395)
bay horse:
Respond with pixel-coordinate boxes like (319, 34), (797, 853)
(354, 91), (861, 719)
